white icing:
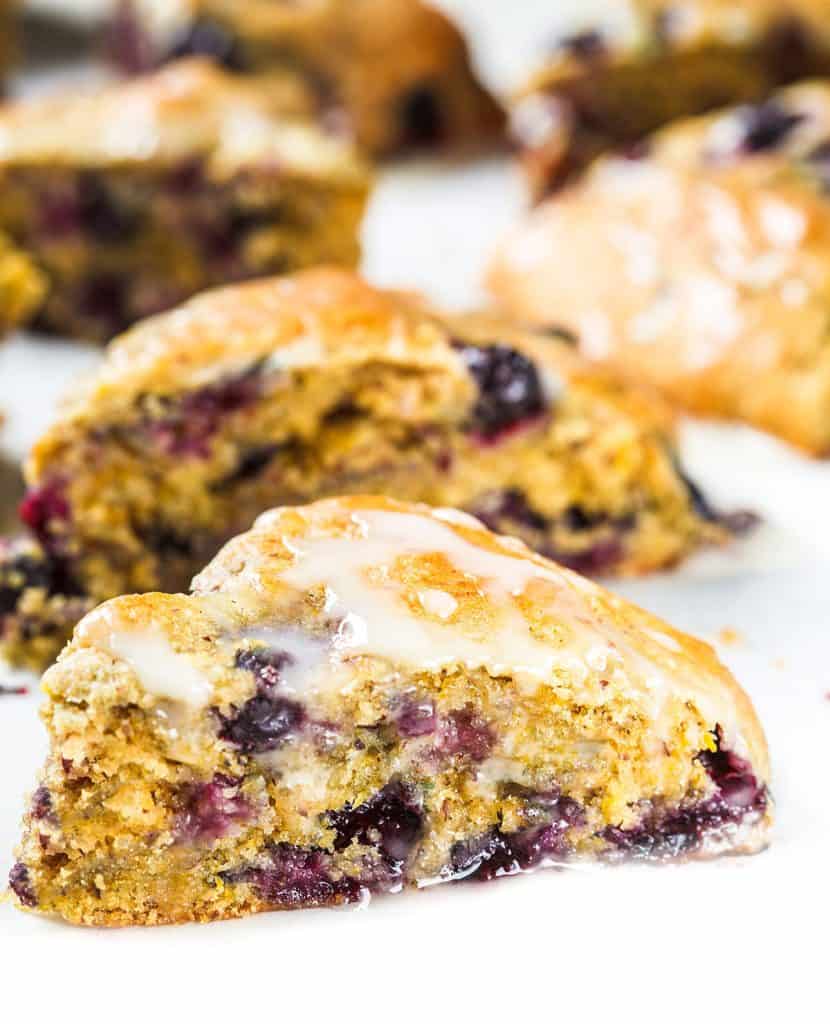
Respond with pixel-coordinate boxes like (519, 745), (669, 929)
(417, 589), (458, 620)
(270, 508), (637, 697)
(78, 610), (213, 708)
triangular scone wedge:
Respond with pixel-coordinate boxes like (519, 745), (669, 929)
(9, 497), (771, 927)
(0, 268), (748, 671)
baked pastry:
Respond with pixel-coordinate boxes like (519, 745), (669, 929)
(0, 59), (370, 341)
(107, 0), (504, 155)
(8, 495), (772, 926)
(513, 0), (830, 199)
(490, 81), (830, 455)
(0, 232), (45, 334)
(0, 268), (744, 671)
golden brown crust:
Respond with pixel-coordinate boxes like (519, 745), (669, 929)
(491, 81), (830, 455)
(116, 0), (504, 155)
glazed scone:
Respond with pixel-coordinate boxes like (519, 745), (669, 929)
(106, 0), (504, 156)
(0, 233), (45, 334)
(8, 496), (772, 926)
(512, 0), (830, 199)
(491, 82), (830, 455)
(0, 59), (370, 341)
(0, 268), (746, 671)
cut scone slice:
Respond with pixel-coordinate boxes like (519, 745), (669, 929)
(491, 81), (830, 455)
(512, 0), (830, 198)
(106, 0), (504, 156)
(0, 59), (370, 341)
(8, 496), (772, 926)
(0, 268), (745, 670)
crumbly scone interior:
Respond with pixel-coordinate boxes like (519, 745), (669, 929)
(0, 163), (365, 341)
(10, 498), (771, 926)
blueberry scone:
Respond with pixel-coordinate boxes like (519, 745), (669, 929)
(513, 0), (830, 199)
(492, 82), (830, 455)
(0, 59), (370, 342)
(0, 268), (746, 671)
(8, 496), (772, 926)
(106, 0), (504, 156)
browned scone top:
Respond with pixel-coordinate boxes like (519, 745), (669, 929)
(29, 266), (675, 444)
(512, 0), (830, 197)
(110, 0), (505, 155)
(0, 58), (367, 181)
(491, 81), (830, 455)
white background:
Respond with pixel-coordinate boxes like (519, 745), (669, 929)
(0, 2), (828, 1019)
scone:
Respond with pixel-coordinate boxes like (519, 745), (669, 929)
(490, 82), (830, 455)
(0, 232), (45, 334)
(8, 496), (772, 926)
(512, 0), (830, 199)
(0, 268), (747, 671)
(106, 0), (504, 155)
(0, 59), (370, 341)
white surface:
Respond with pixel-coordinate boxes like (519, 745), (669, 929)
(0, 1), (829, 1018)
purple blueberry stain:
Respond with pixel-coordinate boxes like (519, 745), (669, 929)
(221, 844), (363, 909)
(9, 863), (36, 908)
(175, 774), (251, 843)
(438, 708), (494, 763)
(452, 341), (548, 442)
(394, 695), (437, 738)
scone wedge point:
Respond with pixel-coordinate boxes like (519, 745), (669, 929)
(491, 81), (830, 455)
(0, 59), (370, 341)
(8, 496), (771, 926)
(0, 269), (748, 671)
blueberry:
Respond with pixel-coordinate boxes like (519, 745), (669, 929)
(78, 174), (140, 244)
(326, 780), (423, 869)
(8, 863), (36, 908)
(219, 694), (305, 754)
(557, 30), (606, 60)
(235, 647), (294, 694)
(399, 85), (446, 148)
(166, 19), (247, 72)
(453, 341), (547, 440)
(739, 102), (804, 154)
(0, 549), (54, 615)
